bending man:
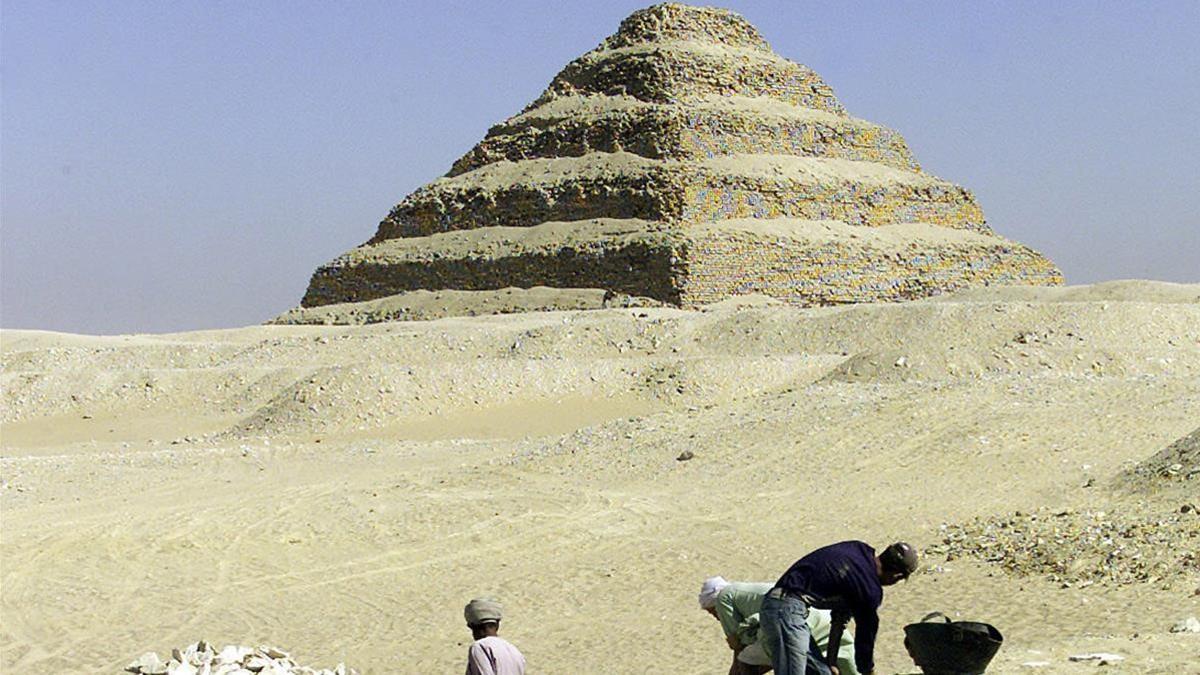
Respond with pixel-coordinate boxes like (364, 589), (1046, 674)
(760, 541), (918, 675)
(699, 576), (858, 675)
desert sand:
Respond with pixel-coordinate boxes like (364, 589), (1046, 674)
(2, 281), (1199, 673)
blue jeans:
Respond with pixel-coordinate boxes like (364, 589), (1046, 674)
(760, 591), (833, 675)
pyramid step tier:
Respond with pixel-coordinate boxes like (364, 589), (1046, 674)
(305, 219), (681, 308)
(306, 218), (1062, 309)
(533, 41), (844, 114)
(680, 219), (1063, 306)
(377, 154), (983, 241)
(450, 95), (918, 175)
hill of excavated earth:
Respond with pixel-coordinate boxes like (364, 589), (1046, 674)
(2, 282), (1199, 673)
(1125, 426), (1200, 486)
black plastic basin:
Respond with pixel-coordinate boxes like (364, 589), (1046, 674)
(903, 612), (1003, 675)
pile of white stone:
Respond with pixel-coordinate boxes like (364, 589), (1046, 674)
(125, 642), (356, 675)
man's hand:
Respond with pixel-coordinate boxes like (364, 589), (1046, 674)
(828, 667), (839, 675)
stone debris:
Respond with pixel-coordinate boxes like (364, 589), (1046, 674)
(279, 2), (1060, 325)
(1171, 616), (1200, 633)
(930, 507), (1200, 588)
(125, 642), (356, 675)
(1067, 653), (1124, 665)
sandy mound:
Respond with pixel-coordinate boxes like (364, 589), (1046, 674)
(698, 292), (783, 310)
(818, 349), (919, 384)
(1125, 426), (1200, 484)
(3, 281), (1199, 673)
(934, 279), (1200, 304)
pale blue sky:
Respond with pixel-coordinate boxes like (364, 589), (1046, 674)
(3, 1), (1197, 334)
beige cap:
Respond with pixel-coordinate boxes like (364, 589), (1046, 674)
(464, 597), (503, 625)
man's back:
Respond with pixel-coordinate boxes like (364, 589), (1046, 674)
(775, 540), (882, 615)
(774, 540), (885, 674)
(466, 635), (526, 675)
(716, 581), (774, 638)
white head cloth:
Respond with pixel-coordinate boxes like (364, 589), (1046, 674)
(698, 576), (730, 609)
(464, 597), (503, 625)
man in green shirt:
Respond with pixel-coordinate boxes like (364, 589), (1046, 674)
(700, 577), (858, 675)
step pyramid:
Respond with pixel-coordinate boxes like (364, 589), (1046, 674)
(292, 3), (1062, 319)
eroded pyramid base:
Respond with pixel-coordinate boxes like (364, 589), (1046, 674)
(679, 219), (1063, 306)
(272, 287), (665, 325)
(284, 218), (1062, 323)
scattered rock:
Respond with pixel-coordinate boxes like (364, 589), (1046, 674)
(128, 652), (165, 674)
(1068, 653), (1124, 665)
(126, 643), (354, 675)
(1170, 616), (1200, 633)
(676, 450), (694, 461)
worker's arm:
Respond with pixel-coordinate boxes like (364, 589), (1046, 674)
(733, 612), (761, 653)
(851, 607), (880, 675)
(826, 609), (849, 670)
(715, 592), (742, 648)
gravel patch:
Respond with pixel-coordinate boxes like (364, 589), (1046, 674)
(931, 506), (1200, 588)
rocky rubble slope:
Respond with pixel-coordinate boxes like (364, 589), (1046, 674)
(933, 506), (1200, 589)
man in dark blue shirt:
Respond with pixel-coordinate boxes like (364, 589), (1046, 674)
(760, 540), (918, 675)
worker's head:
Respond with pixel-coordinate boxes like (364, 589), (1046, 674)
(464, 597), (504, 639)
(698, 576), (729, 618)
(878, 541), (919, 585)
(468, 620), (500, 640)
